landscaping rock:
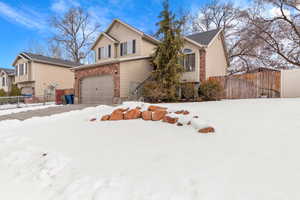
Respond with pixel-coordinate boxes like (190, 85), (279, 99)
(124, 109), (142, 120)
(101, 115), (111, 121)
(163, 116), (179, 124)
(183, 111), (190, 115)
(142, 111), (152, 121)
(198, 127), (215, 134)
(175, 110), (189, 115)
(148, 105), (167, 112)
(177, 122), (183, 126)
(115, 108), (129, 113)
(152, 110), (167, 121)
(90, 118), (97, 122)
(110, 110), (124, 121)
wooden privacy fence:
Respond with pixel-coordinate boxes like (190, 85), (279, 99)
(209, 71), (281, 99)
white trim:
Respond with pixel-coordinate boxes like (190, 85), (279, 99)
(72, 56), (151, 71)
(206, 29), (223, 48)
(105, 19), (144, 36)
(91, 19), (160, 50)
(12, 54), (30, 66)
(184, 37), (206, 49)
(103, 33), (119, 43)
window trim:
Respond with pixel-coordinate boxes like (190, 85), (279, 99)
(183, 52), (196, 72)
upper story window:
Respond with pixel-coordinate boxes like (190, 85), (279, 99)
(120, 40), (136, 56)
(2, 76), (5, 86)
(98, 45), (111, 60)
(182, 48), (195, 72)
(16, 63), (28, 76)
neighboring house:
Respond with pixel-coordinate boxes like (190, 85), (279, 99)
(12, 52), (80, 97)
(73, 19), (228, 104)
(0, 68), (15, 93)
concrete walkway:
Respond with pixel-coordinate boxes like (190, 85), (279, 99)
(0, 104), (98, 121)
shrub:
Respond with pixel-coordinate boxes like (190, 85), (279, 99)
(142, 81), (168, 103)
(9, 84), (21, 96)
(181, 83), (195, 100)
(0, 89), (6, 97)
(198, 79), (223, 101)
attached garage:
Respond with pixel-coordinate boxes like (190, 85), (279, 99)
(80, 75), (114, 104)
(73, 58), (153, 105)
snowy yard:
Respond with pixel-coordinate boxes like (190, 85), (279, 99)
(1, 99), (300, 199)
(0, 102), (59, 116)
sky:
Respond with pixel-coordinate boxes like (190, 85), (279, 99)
(0, 0), (248, 68)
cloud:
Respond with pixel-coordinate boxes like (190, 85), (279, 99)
(269, 7), (291, 18)
(0, 1), (47, 30)
(51, 0), (80, 13)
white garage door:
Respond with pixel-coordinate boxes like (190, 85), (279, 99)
(80, 75), (114, 104)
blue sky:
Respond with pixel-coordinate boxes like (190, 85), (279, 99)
(0, 0), (213, 68)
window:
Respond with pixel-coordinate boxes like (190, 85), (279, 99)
(15, 65), (18, 76)
(98, 45), (111, 60)
(2, 76), (5, 86)
(120, 40), (136, 56)
(19, 64), (24, 76)
(183, 53), (196, 72)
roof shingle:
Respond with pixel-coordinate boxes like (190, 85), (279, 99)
(186, 29), (221, 46)
(22, 52), (81, 68)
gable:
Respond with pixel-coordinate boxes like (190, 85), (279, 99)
(92, 34), (115, 51)
(107, 20), (142, 43)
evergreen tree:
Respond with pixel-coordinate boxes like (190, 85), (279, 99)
(152, 0), (185, 101)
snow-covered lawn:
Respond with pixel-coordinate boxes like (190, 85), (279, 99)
(1, 99), (300, 200)
(0, 102), (59, 116)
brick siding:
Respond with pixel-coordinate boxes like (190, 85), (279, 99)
(74, 63), (120, 103)
(199, 49), (206, 83)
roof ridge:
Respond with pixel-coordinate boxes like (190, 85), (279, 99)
(187, 28), (220, 37)
(22, 52), (80, 64)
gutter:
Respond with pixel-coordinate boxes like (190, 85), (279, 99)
(72, 56), (152, 71)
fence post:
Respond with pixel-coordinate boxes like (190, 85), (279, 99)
(17, 96), (20, 108)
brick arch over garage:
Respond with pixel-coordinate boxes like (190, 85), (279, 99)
(74, 63), (120, 104)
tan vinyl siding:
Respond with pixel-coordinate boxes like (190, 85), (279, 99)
(107, 22), (143, 58)
(141, 40), (156, 56)
(93, 36), (115, 63)
(119, 59), (152, 98)
(205, 35), (227, 79)
(33, 62), (74, 97)
(14, 57), (32, 83)
(0, 72), (9, 92)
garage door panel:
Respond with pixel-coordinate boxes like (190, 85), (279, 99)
(80, 75), (114, 104)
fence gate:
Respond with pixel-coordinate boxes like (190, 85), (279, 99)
(210, 71), (281, 99)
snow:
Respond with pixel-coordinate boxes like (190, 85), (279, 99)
(0, 102), (59, 116)
(1, 99), (300, 199)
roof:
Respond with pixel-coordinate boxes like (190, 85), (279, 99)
(91, 19), (160, 49)
(0, 68), (15, 76)
(13, 52), (81, 68)
(186, 29), (221, 46)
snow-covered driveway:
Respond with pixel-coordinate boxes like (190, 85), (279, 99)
(0, 99), (300, 200)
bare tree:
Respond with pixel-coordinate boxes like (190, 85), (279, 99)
(50, 7), (100, 63)
(244, 0), (300, 68)
(189, 0), (261, 72)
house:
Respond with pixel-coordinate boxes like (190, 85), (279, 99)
(73, 19), (228, 104)
(0, 68), (15, 93)
(12, 52), (80, 98)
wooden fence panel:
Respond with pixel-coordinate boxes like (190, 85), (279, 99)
(210, 71), (281, 99)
